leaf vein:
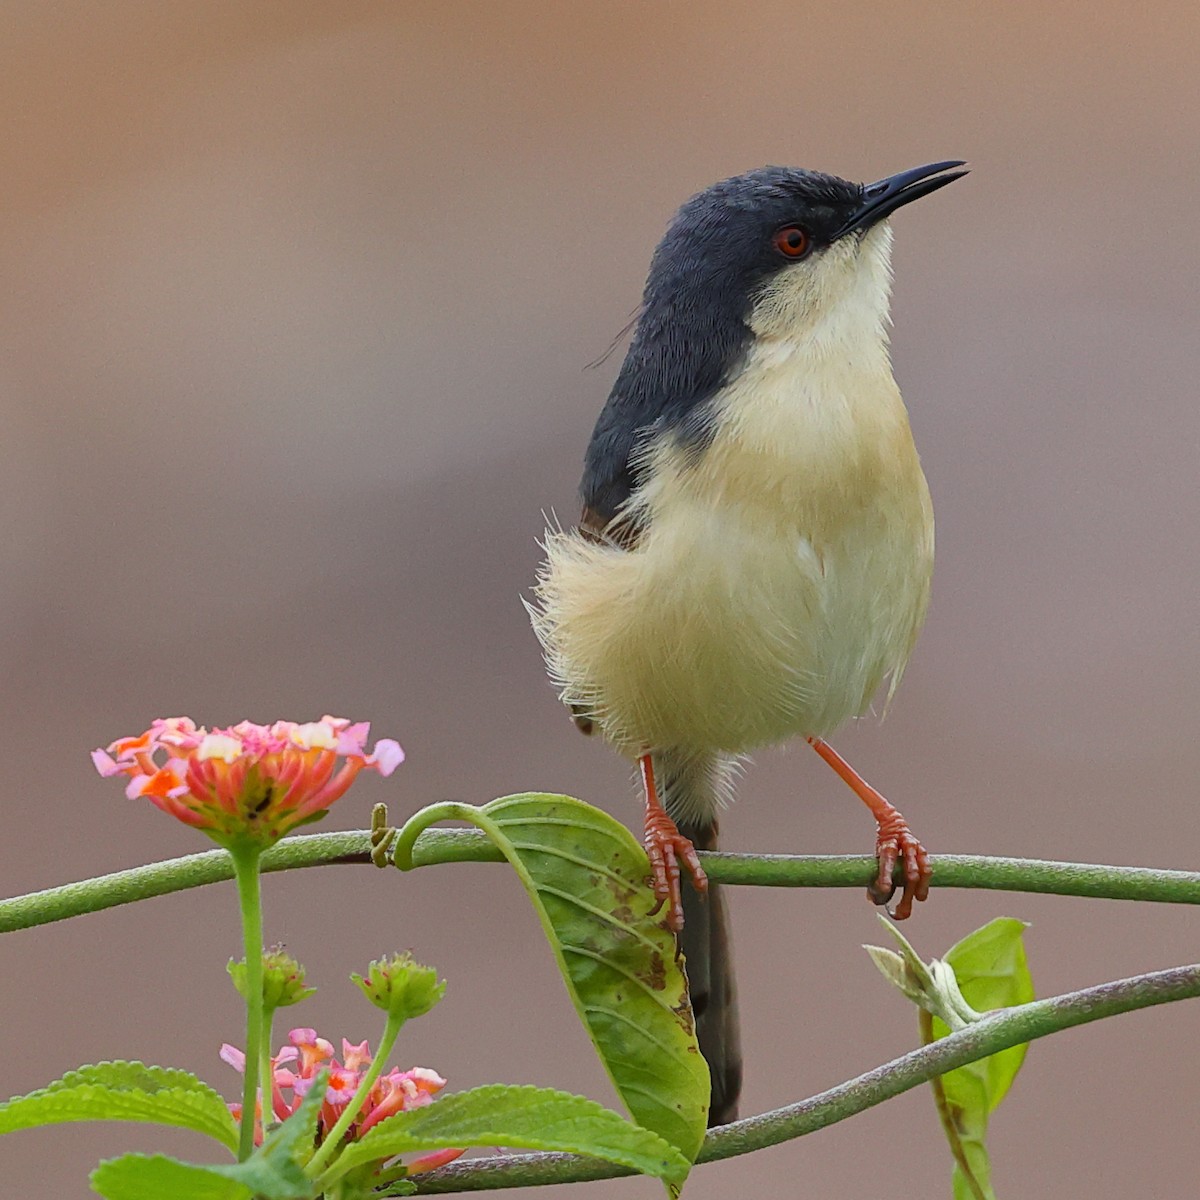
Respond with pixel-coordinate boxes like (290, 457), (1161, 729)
(507, 841), (643, 890)
(533, 884), (662, 949)
(561, 944), (683, 1014)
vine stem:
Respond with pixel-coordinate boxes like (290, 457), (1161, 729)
(406, 961), (1200, 1192)
(3, 829), (1200, 932)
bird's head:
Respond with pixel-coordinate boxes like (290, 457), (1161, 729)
(584, 161), (967, 522)
(639, 160), (966, 352)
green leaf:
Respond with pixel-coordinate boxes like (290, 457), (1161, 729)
(0, 1061), (238, 1150)
(90, 1154), (254, 1200)
(91, 1082), (327, 1200)
(933, 918), (1035, 1111)
(949, 1114), (995, 1200)
(324, 1084), (691, 1190)
(394, 794), (709, 1164)
(928, 918), (1035, 1200)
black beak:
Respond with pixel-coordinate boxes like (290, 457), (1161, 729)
(832, 160), (968, 239)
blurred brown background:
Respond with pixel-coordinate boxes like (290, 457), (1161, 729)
(2, 2), (1198, 1195)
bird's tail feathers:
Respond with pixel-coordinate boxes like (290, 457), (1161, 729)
(655, 752), (742, 1127)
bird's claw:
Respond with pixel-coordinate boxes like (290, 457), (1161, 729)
(644, 809), (707, 932)
(869, 812), (931, 920)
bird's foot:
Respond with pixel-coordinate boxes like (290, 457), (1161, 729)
(644, 805), (707, 931)
(639, 753), (707, 931)
(807, 737), (931, 920)
(871, 808), (931, 920)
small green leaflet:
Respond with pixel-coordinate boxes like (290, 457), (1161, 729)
(931, 917), (1035, 1200)
(0, 1061), (238, 1151)
(322, 1084), (691, 1191)
(393, 794), (710, 1167)
(376, 1182), (418, 1197)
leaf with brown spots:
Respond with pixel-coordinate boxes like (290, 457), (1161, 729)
(393, 793), (709, 1172)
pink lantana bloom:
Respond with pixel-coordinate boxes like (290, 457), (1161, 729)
(222, 1027), (460, 1174)
(92, 716), (403, 848)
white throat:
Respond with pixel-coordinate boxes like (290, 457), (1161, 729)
(748, 223), (894, 371)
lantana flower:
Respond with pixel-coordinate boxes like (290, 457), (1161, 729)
(92, 716), (403, 848)
(222, 1027), (459, 1173)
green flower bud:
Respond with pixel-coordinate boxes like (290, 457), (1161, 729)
(352, 952), (445, 1021)
(228, 946), (317, 1010)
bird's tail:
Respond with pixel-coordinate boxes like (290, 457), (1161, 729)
(656, 753), (742, 1127)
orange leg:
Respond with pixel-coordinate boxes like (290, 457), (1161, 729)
(639, 753), (708, 932)
(808, 738), (931, 920)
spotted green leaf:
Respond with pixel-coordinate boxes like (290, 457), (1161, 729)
(394, 794), (709, 1167)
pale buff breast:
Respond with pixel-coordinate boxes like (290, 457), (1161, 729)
(531, 339), (934, 760)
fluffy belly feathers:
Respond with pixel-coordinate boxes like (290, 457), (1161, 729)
(531, 363), (933, 758)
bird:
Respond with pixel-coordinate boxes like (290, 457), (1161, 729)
(528, 159), (965, 1126)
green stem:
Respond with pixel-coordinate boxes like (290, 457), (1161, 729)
(230, 845), (265, 1162)
(406, 961), (1200, 1192)
(920, 1008), (986, 1200)
(258, 1002), (277, 1138)
(4, 830), (1200, 933)
(307, 1010), (407, 1184)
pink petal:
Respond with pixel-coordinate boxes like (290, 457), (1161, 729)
(368, 739), (405, 776)
(334, 721), (371, 755)
(403, 1067), (447, 1093)
(324, 1067), (360, 1104)
(408, 1148), (465, 1174)
(357, 1085), (408, 1135)
(91, 749), (121, 776)
(341, 1039), (372, 1071)
(219, 1044), (246, 1073)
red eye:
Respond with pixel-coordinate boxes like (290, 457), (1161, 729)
(772, 225), (812, 259)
